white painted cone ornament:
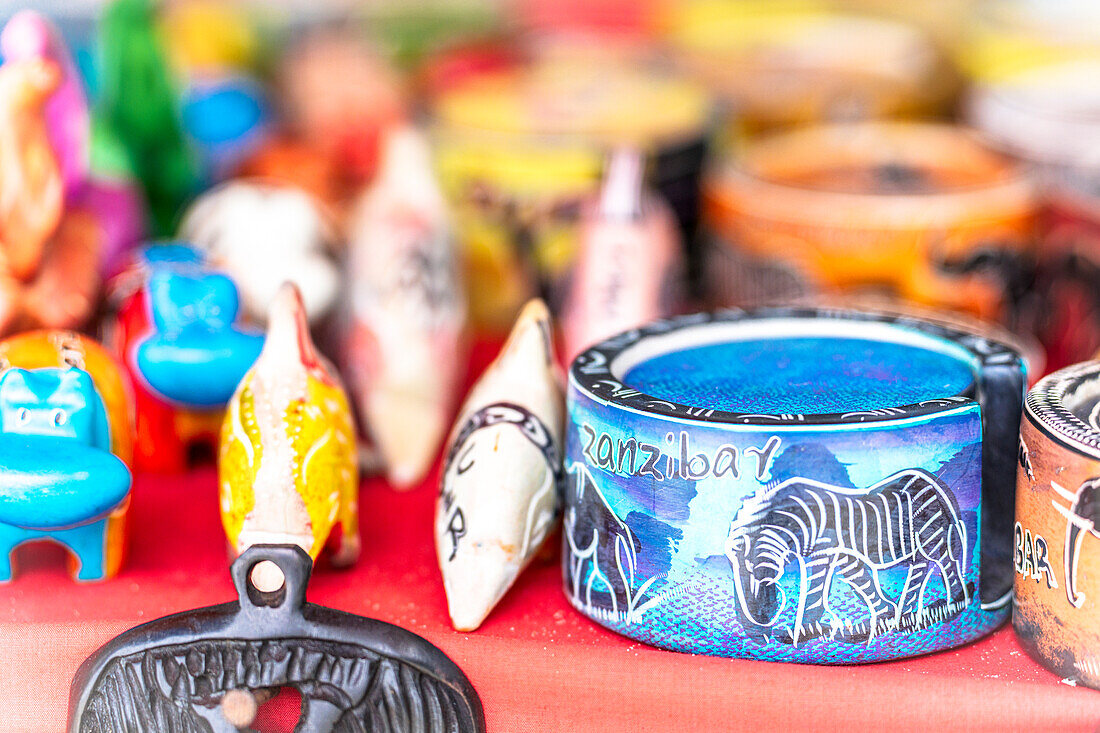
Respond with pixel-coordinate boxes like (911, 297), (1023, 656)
(345, 124), (466, 488)
(219, 282), (360, 592)
(561, 148), (682, 364)
(436, 298), (564, 631)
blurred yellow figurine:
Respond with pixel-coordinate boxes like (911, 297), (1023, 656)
(218, 282), (359, 589)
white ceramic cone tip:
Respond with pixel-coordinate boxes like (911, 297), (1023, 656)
(259, 281), (315, 366)
(383, 125), (430, 167)
(443, 549), (519, 631)
(502, 298), (554, 362)
(269, 281), (307, 326)
(369, 391), (447, 488)
(599, 148), (644, 220)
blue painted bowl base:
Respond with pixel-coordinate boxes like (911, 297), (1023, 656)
(564, 586), (1007, 664)
(0, 519), (112, 582)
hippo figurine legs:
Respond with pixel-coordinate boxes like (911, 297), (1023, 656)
(0, 367), (132, 581)
(0, 513), (127, 582)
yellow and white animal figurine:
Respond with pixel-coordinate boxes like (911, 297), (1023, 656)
(219, 282), (358, 589)
(346, 124), (466, 488)
(436, 299), (563, 631)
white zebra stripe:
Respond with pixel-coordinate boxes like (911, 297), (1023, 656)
(791, 494), (819, 542)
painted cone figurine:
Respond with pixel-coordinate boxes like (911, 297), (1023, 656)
(345, 125), (466, 488)
(436, 299), (564, 630)
(561, 148), (682, 364)
(219, 282), (359, 590)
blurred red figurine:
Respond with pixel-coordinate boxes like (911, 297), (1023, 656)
(561, 148), (683, 364)
(104, 244), (263, 473)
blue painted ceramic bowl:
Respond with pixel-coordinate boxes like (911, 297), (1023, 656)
(564, 307), (1026, 662)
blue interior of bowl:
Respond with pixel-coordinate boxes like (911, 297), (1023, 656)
(622, 335), (974, 415)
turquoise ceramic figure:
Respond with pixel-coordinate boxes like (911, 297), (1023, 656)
(0, 367), (131, 581)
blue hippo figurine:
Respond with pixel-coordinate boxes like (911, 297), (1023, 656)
(0, 367), (132, 581)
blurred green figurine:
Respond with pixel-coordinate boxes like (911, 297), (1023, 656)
(98, 0), (197, 236)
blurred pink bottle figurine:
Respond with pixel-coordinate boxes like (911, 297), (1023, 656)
(0, 10), (86, 196)
(345, 125), (466, 488)
(0, 10), (143, 281)
(435, 299), (563, 631)
(561, 149), (682, 364)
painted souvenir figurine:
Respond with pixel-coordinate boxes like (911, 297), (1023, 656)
(565, 308), (1026, 662)
(0, 331), (132, 582)
(180, 181), (340, 325)
(219, 283), (359, 589)
(105, 244), (264, 473)
(99, 0), (198, 236)
(69, 545), (486, 731)
(436, 299), (563, 631)
(0, 11), (143, 306)
(1015, 361), (1100, 689)
(346, 126), (466, 487)
(561, 149), (682, 364)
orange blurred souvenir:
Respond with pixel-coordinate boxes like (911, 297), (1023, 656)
(0, 57), (100, 336)
(705, 122), (1038, 324)
(278, 30), (405, 187)
(234, 135), (349, 228)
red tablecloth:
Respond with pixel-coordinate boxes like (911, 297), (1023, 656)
(3, 463), (1100, 732)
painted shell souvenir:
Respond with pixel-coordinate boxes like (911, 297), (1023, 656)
(561, 148), (682, 364)
(565, 307), (1026, 662)
(436, 299), (563, 631)
(1015, 361), (1100, 689)
(69, 544), (486, 732)
(345, 126), (466, 488)
(180, 181), (340, 325)
(105, 244), (264, 473)
(219, 283), (359, 586)
(0, 331), (132, 582)
(704, 122), (1037, 325)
